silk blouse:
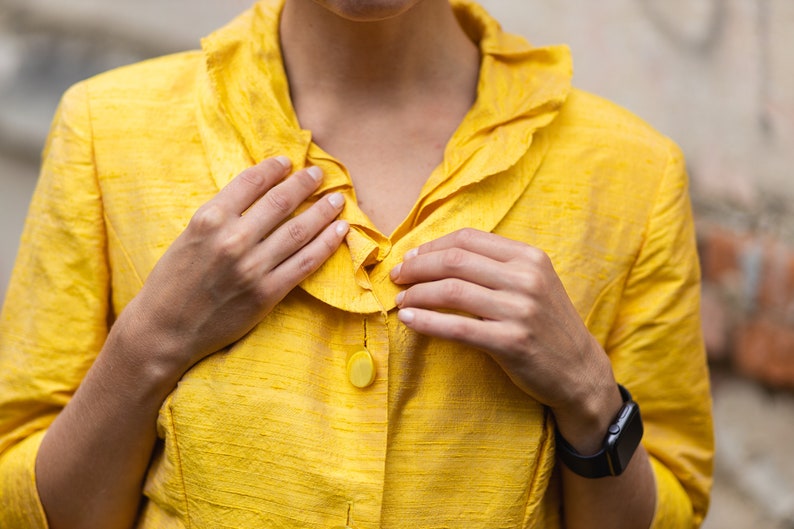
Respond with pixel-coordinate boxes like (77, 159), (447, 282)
(0, 1), (713, 527)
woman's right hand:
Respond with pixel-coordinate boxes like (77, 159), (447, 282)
(113, 156), (348, 383)
(38, 156), (347, 529)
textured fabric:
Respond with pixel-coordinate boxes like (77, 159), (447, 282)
(0, 1), (713, 527)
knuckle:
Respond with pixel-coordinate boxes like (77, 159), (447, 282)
(506, 322), (534, 353)
(515, 266), (548, 296)
(252, 283), (277, 307)
(286, 221), (309, 245)
(238, 166), (268, 190)
(521, 244), (551, 267)
(514, 298), (540, 322)
(216, 231), (247, 260)
(264, 187), (293, 215)
(521, 270), (544, 293)
(440, 247), (468, 271)
(190, 204), (225, 233)
(455, 227), (478, 242)
(441, 279), (467, 304)
(231, 257), (260, 285)
(297, 254), (319, 276)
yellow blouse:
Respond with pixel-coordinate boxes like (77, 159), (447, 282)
(0, 1), (713, 527)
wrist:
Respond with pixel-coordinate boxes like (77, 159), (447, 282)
(554, 383), (623, 455)
(103, 307), (189, 400)
(555, 384), (645, 478)
(552, 337), (622, 455)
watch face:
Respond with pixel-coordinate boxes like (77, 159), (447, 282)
(606, 401), (643, 475)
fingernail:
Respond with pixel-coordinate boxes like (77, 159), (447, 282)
(398, 309), (415, 324)
(328, 192), (345, 208)
(395, 290), (405, 306)
(274, 156), (291, 169)
(335, 220), (349, 236)
(404, 248), (418, 260)
(307, 166), (323, 182)
(390, 263), (402, 279)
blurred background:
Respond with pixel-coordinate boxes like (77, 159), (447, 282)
(1, 0), (793, 526)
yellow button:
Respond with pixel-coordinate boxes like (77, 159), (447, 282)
(347, 349), (376, 388)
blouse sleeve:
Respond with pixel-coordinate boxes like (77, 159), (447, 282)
(0, 81), (110, 528)
(606, 142), (714, 528)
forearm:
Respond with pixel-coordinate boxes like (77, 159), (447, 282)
(560, 446), (655, 529)
(35, 327), (182, 529)
(555, 362), (655, 529)
(33, 160), (347, 529)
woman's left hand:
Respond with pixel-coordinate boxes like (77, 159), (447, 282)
(390, 228), (621, 452)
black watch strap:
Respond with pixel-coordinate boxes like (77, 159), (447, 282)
(555, 384), (643, 478)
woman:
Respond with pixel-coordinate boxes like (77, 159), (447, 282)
(0, 0), (713, 527)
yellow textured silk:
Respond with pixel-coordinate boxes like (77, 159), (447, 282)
(0, 1), (713, 528)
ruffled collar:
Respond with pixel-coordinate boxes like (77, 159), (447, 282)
(196, 0), (572, 313)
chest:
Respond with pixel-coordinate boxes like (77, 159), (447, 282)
(322, 130), (446, 235)
(301, 103), (469, 235)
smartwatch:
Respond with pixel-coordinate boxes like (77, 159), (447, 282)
(555, 384), (643, 478)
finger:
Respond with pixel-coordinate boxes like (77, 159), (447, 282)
(391, 247), (517, 291)
(397, 306), (497, 352)
(396, 278), (518, 322)
(239, 165), (325, 242)
(267, 220), (350, 291)
(411, 228), (531, 263)
(215, 156), (292, 216)
(257, 191), (346, 266)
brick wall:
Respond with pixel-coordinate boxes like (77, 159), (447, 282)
(700, 224), (794, 388)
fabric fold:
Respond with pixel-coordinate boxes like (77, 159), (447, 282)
(195, 0), (572, 314)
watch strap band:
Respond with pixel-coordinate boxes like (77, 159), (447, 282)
(555, 384), (637, 478)
(556, 427), (615, 477)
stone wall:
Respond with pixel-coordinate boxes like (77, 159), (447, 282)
(1, 1), (793, 526)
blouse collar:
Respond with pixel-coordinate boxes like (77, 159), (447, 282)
(196, 0), (572, 313)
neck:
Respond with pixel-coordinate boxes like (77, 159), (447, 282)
(280, 0), (479, 103)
